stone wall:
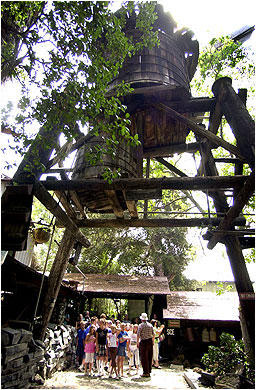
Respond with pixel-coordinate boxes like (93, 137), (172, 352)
(1, 324), (76, 388)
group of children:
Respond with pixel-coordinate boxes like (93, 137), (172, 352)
(76, 314), (140, 379)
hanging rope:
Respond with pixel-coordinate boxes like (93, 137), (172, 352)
(30, 137), (79, 332)
(30, 218), (56, 331)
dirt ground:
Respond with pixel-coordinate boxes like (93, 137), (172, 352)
(35, 362), (194, 389)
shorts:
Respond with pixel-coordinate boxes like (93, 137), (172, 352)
(84, 352), (94, 363)
(97, 344), (107, 357)
(109, 347), (117, 368)
(117, 344), (126, 357)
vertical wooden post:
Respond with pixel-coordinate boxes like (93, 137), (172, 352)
(199, 94), (255, 355)
(143, 158), (150, 218)
(212, 77), (255, 169)
(224, 236), (255, 353)
(40, 228), (76, 340)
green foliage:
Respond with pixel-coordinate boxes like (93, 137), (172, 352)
(1, 1), (45, 82)
(199, 36), (247, 80)
(215, 281), (233, 295)
(1, 1), (158, 178)
(201, 332), (249, 377)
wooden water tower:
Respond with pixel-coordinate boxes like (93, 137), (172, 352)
(72, 4), (199, 214)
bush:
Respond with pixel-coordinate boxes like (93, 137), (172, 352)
(201, 332), (254, 381)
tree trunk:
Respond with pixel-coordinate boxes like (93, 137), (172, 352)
(39, 228), (76, 340)
(13, 126), (60, 184)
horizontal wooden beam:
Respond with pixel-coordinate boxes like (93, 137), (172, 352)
(143, 142), (200, 157)
(207, 172), (255, 249)
(155, 103), (246, 161)
(75, 217), (246, 229)
(34, 182), (90, 248)
(214, 158), (242, 164)
(38, 175), (249, 192)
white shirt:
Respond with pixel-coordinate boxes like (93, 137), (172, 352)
(108, 332), (118, 347)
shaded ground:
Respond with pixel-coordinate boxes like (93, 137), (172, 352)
(35, 363), (195, 389)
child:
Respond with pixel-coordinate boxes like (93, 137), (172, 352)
(84, 325), (96, 376)
(128, 324), (139, 375)
(76, 321), (86, 370)
(95, 318), (108, 377)
(117, 322), (129, 378)
(107, 324), (120, 379)
(152, 320), (165, 368)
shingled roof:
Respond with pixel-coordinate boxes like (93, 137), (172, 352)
(163, 291), (240, 322)
(63, 273), (170, 296)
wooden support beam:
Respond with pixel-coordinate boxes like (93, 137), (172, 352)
(34, 182), (90, 248)
(69, 191), (87, 218)
(155, 157), (187, 177)
(75, 217), (246, 229)
(104, 190), (124, 219)
(143, 142), (200, 157)
(38, 175), (249, 192)
(212, 77), (255, 169)
(214, 158), (242, 164)
(207, 172), (255, 249)
(40, 228), (76, 340)
(155, 103), (246, 161)
(46, 134), (93, 169)
(122, 191), (138, 219)
(54, 190), (77, 219)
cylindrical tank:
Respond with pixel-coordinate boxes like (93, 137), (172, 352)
(109, 4), (199, 151)
(72, 134), (138, 212)
(109, 4), (198, 96)
(72, 5), (199, 213)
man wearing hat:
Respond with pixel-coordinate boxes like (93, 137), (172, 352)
(137, 313), (154, 377)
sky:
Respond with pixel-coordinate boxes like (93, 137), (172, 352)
(158, 0), (256, 282)
(1, 0), (255, 283)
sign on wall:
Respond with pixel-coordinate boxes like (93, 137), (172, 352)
(168, 320), (180, 328)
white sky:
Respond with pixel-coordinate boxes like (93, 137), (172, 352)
(158, 0), (256, 283)
(1, 0), (255, 283)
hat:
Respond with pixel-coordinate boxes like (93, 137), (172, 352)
(140, 313), (148, 321)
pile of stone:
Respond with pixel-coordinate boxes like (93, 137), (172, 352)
(40, 323), (77, 379)
(1, 324), (77, 388)
(1, 327), (44, 389)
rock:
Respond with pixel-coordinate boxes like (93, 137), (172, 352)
(3, 343), (29, 364)
(193, 367), (203, 374)
(215, 374), (240, 389)
(34, 339), (46, 349)
(170, 364), (184, 370)
(34, 373), (45, 385)
(1, 328), (21, 346)
(19, 329), (33, 344)
(199, 371), (216, 386)
(172, 354), (185, 364)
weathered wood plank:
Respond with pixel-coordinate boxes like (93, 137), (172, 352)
(212, 77), (255, 169)
(69, 191), (87, 218)
(38, 175), (249, 192)
(122, 191), (138, 219)
(155, 103), (246, 161)
(34, 182), (90, 248)
(104, 190), (124, 219)
(76, 217), (246, 229)
(143, 142), (200, 157)
(54, 191), (77, 219)
(207, 172), (255, 249)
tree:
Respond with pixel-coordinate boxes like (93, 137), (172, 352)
(1, 1), (158, 179)
(1, 1), (45, 83)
